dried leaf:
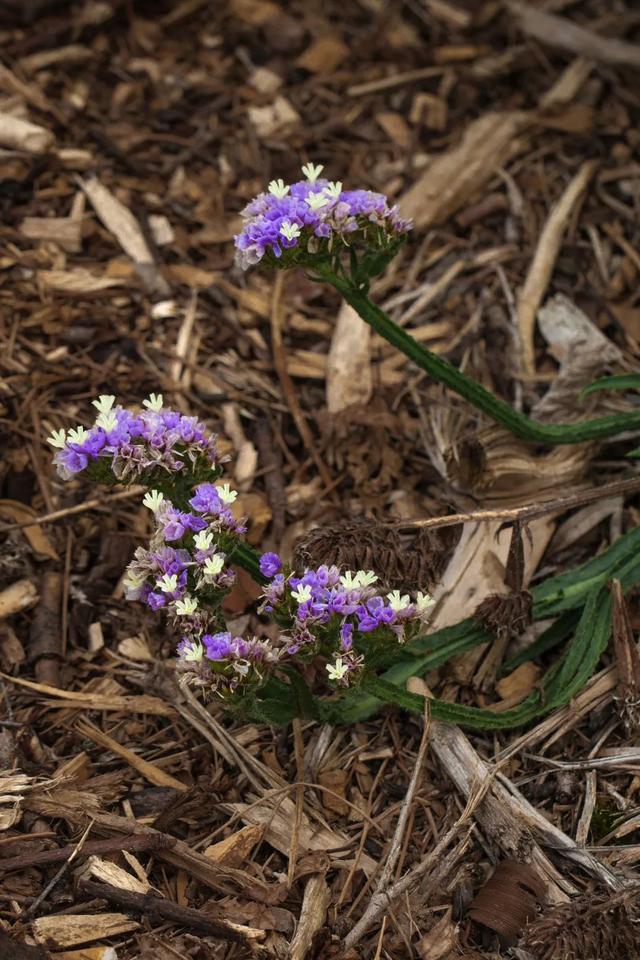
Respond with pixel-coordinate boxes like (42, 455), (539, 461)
(326, 302), (372, 414)
(470, 860), (546, 940)
(416, 908), (459, 960)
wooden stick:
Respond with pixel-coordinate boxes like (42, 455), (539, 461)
(0, 833), (174, 874)
(390, 474), (640, 531)
(77, 879), (267, 951)
(0, 486), (145, 534)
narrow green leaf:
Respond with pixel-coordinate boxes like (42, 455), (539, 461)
(579, 374), (640, 401)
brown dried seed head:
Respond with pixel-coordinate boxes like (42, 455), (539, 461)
(519, 884), (640, 960)
(293, 518), (458, 591)
(475, 590), (533, 638)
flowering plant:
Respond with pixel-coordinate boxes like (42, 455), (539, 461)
(49, 394), (434, 723)
(235, 164), (640, 445)
(45, 169), (640, 729)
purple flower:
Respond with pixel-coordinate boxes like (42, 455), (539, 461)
(259, 552), (281, 578)
(204, 632), (232, 660)
(51, 396), (220, 484)
(340, 622), (353, 651)
(147, 591), (167, 610)
(357, 596), (395, 632)
(54, 448), (89, 477)
(190, 483), (222, 514)
(234, 170), (412, 271)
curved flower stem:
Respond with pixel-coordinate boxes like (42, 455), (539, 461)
(229, 540), (266, 584)
(320, 265), (640, 445)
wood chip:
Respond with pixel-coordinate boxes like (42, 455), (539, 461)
(508, 1), (640, 68)
(0, 500), (58, 560)
(79, 854), (150, 894)
(80, 177), (153, 266)
(18, 44), (94, 74)
(295, 35), (350, 74)
(0, 112), (54, 154)
(38, 269), (127, 296)
(31, 914), (139, 949)
(516, 161), (597, 372)
(0, 580), (39, 620)
(204, 823), (264, 866)
(289, 874), (331, 960)
(19, 216), (83, 254)
(375, 111), (412, 148)
(247, 96), (300, 138)
(400, 110), (531, 229)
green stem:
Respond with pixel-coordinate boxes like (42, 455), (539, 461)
(321, 267), (640, 446)
(229, 540), (266, 584)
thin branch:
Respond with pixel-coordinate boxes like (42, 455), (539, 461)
(388, 474), (640, 531)
(0, 485), (145, 534)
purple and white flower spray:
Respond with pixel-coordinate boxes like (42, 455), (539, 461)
(234, 164), (411, 272)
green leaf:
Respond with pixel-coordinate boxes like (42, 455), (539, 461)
(339, 526), (640, 727)
(502, 610), (579, 672)
(579, 374), (640, 402)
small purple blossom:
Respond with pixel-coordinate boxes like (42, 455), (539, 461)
(259, 552), (282, 578)
(204, 632), (233, 660)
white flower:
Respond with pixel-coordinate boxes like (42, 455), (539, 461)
(324, 181), (342, 199)
(268, 178), (289, 198)
(203, 554), (225, 576)
(123, 570), (146, 599)
(387, 590), (411, 612)
(279, 220), (301, 241)
(143, 490), (165, 513)
(326, 657), (348, 681)
(67, 425), (89, 445)
(217, 483), (237, 505)
(302, 162), (324, 183)
(158, 573), (178, 593)
(354, 570), (378, 588)
(339, 571), (357, 590)
(181, 640), (204, 662)
(194, 530), (214, 551)
(291, 584), (312, 604)
(46, 428), (67, 449)
(96, 411), (118, 432)
(143, 393), (163, 411)
(306, 192), (329, 211)
(175, 595), (198, 615)
(415, 591), (435, 613)
(92, 395), (115, 415)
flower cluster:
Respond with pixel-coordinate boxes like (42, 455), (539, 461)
(123, 482), (245, 635)
(48, 394), (219, 484)
(177, 553), (434, 693)
(234, 163), (412, 270)
(49, 393), (435, 710)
